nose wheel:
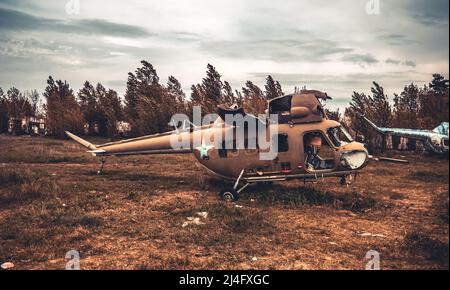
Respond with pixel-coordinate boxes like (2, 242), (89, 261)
(219, 169), (248, 202)
(219, 189), (240, 202)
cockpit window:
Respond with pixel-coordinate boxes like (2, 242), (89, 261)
(327, 126), (353, 147)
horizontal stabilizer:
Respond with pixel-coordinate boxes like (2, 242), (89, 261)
(65, 131), (97, 150)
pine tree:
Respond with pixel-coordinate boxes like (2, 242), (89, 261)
(0, 87), (8, 133)
(234, 90), (243, 107)
(189, 84), (206, 119)
(136, 60), (160, 90)
(167, 76), (184, 99)
(190, 84), (204, 106)
(23, 90), (40, 118)
(368, 82), (392, 152)
(201, 64), (223, 112)
(6, 87), (23, 120)
(43, 76), (84, 138)
(78, 81), (98, 135)
(429, 73), (449, 96)
(98, 87), (122, 139)
(393, 83), (420, 128)
(133, 60), (170, 134)
(124, 61), (168, 135)
(124, 72), (139, 136)
(265, 75), (283, 100)
(242, 81), (266, 115)
(419, 74), (449, 127)
(222, 81), (235, 105)
(370, 82), (391, 128)
(345, 91), (371, 138)
(275, 81), (283, 96)
(167, 75), (186, 114)
(93, 83), (108, 136)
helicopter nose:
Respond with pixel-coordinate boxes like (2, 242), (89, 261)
(340, 142), (369, 170)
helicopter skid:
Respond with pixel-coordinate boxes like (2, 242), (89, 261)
(243, 170), (357, 183)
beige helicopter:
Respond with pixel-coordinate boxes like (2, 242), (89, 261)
(66, 90), (378, 201)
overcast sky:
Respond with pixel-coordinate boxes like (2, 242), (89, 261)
(0, 0), (448, 110)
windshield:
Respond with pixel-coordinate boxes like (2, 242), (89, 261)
(327, 126), (354, 147)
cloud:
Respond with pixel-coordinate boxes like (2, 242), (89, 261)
(385, 58), (416, 68)
(200, 38), (353, 62)
(377, 33), (419, 46)
(249, 71), (421, 87)
(403, 60), (417, 68)
(0, 7), (150, 37)
(0, 36), (121, 62)
(385, 58), (401, 65)
(341, 53), (379, 66)
(197, 20), (354, 62)
(407, 0), (449, 26)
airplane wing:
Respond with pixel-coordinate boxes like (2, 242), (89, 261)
(65, 131), (193, 157)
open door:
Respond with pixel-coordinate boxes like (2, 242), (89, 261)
(302, 131), (336, 172)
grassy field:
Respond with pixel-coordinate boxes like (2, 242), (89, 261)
(0, 134), (448, 269)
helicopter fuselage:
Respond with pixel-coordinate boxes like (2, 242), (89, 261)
(193, 119), (369, 181)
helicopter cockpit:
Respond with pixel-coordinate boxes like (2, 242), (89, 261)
(303, 132), (335, 171)
(327, 125), (354, 147)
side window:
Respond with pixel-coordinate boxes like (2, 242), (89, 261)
(277, 133), (289, 153)
(257, 134), (288, 153)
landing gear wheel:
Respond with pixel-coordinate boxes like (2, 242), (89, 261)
(220, 189), (240, 202)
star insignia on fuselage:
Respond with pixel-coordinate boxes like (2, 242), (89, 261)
(195, 144), (214, 160)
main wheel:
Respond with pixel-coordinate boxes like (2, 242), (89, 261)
(219, 188), (240, 202)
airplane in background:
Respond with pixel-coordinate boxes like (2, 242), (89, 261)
(361, 116), (449, 155)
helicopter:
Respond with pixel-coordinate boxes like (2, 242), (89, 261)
(66, 90), (377, 202)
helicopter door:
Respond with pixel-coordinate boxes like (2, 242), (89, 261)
(302, 131), (335, 172)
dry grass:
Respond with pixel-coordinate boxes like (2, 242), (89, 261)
(0, 168), (59, 205)
(0, 134), (448, 269)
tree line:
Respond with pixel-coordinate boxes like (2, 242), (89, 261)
(123, 61), (284, 136)
(0, 61), (284, 138)
(0, 60), (448, 150)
